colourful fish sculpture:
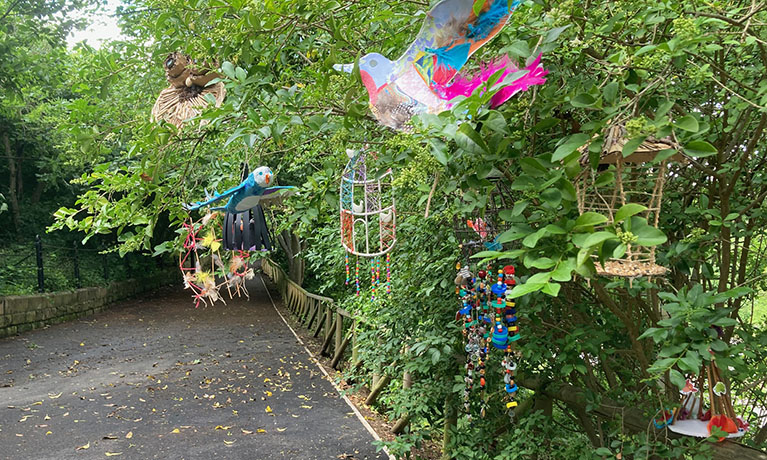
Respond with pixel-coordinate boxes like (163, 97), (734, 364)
(334, 0), (548, 131)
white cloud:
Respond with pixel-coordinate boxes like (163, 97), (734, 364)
(67, 0), (125, 48)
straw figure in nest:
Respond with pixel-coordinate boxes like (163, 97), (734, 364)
(151, 52), (226, 128)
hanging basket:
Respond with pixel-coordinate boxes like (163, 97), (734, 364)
(340, 148), (396, 257)
(575, 124), (683, 278)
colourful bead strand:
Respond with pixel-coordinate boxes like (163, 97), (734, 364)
(355, 257), (360, 296)
(345, 253), (350, 285)
(386, 253), (391, 295)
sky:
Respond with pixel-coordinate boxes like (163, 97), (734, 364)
(67, 0), (125, 48)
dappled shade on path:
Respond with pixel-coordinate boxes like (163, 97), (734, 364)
(0, 279), (384, 459)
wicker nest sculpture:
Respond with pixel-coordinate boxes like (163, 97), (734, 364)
(575, 124), (683, 278)
(151, 52), (226, 128)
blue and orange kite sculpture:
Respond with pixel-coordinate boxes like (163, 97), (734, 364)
(335, 0), (548, 130)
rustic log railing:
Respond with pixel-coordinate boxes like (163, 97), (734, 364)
(261, 258), (355, 368)
(261, 258), (767, 460)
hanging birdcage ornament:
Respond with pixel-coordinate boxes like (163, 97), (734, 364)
(575, 124), (683, 278)
(340, 147), (396, 299)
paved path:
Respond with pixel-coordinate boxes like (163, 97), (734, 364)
(0, 278), (385, 460)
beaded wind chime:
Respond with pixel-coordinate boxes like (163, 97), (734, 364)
(340, 147), (396, 300)
(456, 262), (521, 422)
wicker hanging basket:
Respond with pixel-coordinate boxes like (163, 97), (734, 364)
(575, 124), (683, 278)
(151, 52), (226, 129)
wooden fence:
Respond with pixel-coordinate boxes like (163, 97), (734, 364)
(261, 258), (410, 432)
(261, 258), (355, 369)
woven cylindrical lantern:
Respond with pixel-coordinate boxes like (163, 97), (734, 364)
(575, 124), (682, 278)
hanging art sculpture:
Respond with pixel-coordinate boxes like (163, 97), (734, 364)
(575, 123), (683, 278)
(655, 353), (749, 440)
(180, 165), (293, 306)
(340, 148), (396, 299)
(453, 183), (521, 421)
(455, 256), (521, 422)
(219, 164), (273, 252)
(152, 52), (226, 129)
(179, 211), (255, 307)
(334, 0), (548, 131)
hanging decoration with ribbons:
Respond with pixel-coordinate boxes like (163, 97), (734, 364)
(340, 147), (396, 300)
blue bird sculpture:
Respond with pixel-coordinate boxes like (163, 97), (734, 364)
(334, 0), (547, 131)
(187, 166), (294, 214)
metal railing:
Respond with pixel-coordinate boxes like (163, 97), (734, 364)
(1, 235), (165, 295)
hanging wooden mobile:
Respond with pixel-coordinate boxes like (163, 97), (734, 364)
(151, 52), (226, 129)
(178, 212), (255, 307)
(659, 354), (749, 440)
(340, 147), (396, 299)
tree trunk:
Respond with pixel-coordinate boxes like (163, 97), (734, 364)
(277, 229), (305, 285)
(3, 132), (20, 233)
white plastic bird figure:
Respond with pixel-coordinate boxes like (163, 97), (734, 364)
(334, 0), (547, 131)
(188, 166), (294, 213)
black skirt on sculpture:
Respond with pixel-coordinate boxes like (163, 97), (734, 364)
(221, 204), (271, 251)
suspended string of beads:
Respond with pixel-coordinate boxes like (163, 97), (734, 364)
(456, 260), (521, 422)
(345, 253), (350, 286)
(355, 257), (360, 296)
(370, 258), (377, 301)
(386, 253), (391, 295)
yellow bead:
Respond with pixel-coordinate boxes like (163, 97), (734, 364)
(506, 401), (518, 409)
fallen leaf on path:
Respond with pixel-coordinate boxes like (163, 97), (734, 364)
(214, 425), (232, 430)
(276, 427), (286, 432)
(46, 431), (52, 435)
(125, 432), (133, 439)
(265, 406), (272, 413)
(103, 435), (118, 440)
(44, 415), (50, 420)
(76, 442), (90, 450)
(224, 441), (235, 445)
(48, 392), (62, 399)
(105, 453), (122, 457)
(32, 401), (42, 406)
(171, 428), (180, 434)
(241, 429), (252, 435)
(256, 429), (266, 433)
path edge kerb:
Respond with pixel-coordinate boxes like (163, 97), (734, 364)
(258, 263), (396, 460)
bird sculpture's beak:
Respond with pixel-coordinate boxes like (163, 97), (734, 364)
(265, 174), (271, 185)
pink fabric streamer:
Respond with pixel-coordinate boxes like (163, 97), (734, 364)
(440, 54), (548, 107)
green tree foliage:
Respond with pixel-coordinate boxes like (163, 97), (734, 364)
(42, 0), (767, 458)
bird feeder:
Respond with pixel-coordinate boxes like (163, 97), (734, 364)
(340, 147), (396, 298)
(575, 124), (682, 278)
(666, 357), (748, 439)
